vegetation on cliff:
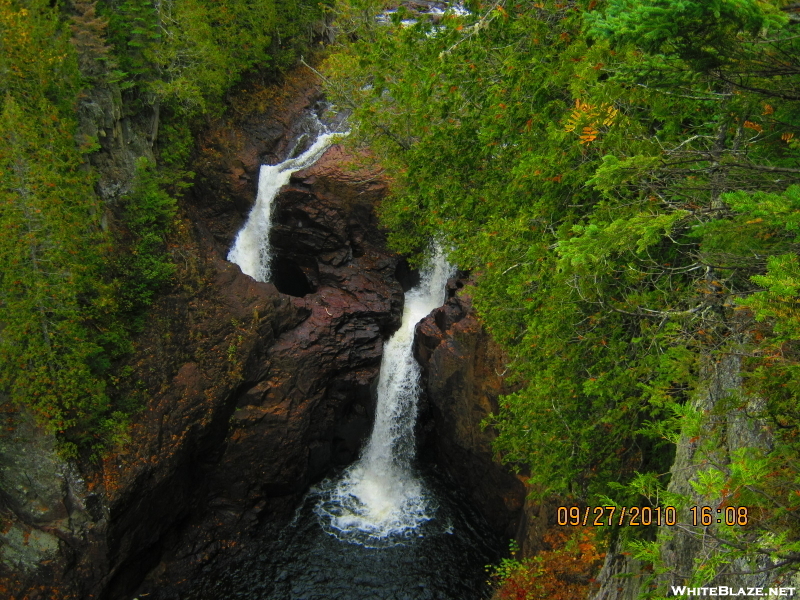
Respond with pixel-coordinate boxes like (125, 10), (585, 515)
(489, 527), (604, 600)
(0, 0), (326, 455)
(321, 0), (800, 591)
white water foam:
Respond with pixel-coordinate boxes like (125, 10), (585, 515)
(315, 246), (455, 546)
(227, 117), (343, 282)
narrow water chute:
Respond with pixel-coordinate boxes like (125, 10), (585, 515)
(227, 114), (343, 282)
(315, 246), (455, 545)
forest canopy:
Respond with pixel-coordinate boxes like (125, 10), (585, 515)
(321, 0), (800, 587)
(0, 0), (326, 455)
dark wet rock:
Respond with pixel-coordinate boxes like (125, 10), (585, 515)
(0, 70), (402, 599)
(122, 122), (403, 599)
(414, 281), (526, 539)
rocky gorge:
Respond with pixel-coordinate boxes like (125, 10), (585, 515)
(3, 48), (793, 600)
(0, 67), (530, 599)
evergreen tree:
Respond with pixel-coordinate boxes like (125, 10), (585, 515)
(322, 0), (800, 584)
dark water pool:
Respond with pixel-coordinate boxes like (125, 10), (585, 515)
(188, 470), (502, 600)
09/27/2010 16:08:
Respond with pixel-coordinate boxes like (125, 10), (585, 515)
(557, 505), (750, 527)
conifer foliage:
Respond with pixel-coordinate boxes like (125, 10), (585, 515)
(0, 0), (326, 454)
(0, 0), (109, 451)
(322, 0), (800, 587)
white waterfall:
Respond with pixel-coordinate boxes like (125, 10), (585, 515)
(227, 118), (342, 282)
(316, 246), (455, 545)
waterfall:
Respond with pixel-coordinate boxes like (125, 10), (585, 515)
(227, 114), (342, 282)
(315, 246), (455, 546)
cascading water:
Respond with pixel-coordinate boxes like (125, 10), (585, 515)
(177, 242), (501, 600)
(209, 104), (499, 600)
(315, 246), (455, 546)
(174, 137), (502, 600)
(227, 112), (342, 282)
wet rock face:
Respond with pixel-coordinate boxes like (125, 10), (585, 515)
(0, 409), (97, 600)
(125, 145), (403, 597)
(414, 282), (526, 539)
(0, 248), (306, 600)
(200, 143), (405, 510)
(0, 77), (402, 598)
(270, 145), (393, 297)
(0, 65), (529, 599)
(191, 71), (330, 252)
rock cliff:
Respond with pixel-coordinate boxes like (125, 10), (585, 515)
(129, 140), (404, 599)
(0, 70), (405, 600)
(414, 282), (527, 540)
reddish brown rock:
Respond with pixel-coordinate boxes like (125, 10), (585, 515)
(121, 143), (403, 598)
(190, 67), (328, 251)
(415, 281), (526, 539)
(269, 144), (395, 296)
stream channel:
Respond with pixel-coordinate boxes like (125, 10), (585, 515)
(178, 106), (504, 600)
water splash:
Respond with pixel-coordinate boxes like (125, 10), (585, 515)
(315, 246), (455, 546)
(227, 113), (343, 282)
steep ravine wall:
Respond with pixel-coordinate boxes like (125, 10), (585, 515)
(1, 77), (162, 599)
(413, 283), (554, 555)
(132, 141), (408, 600)
(0, 72), (408, 600)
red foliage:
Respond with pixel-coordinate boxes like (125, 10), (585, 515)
(492, 526), (605, 600)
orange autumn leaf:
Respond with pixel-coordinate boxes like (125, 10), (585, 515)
(491, 526), (604, 600)
(743, 120), (763, 133)
(580, 126), (598, 144)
